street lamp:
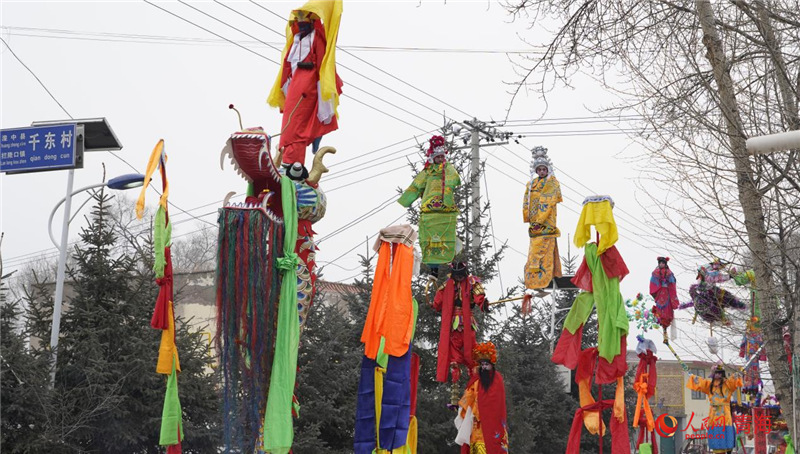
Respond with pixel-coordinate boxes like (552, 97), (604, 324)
(48, 173), (144, 386)
(746, 130), (800, 155)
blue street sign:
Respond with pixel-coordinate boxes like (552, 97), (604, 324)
(0, 124), (78, 173)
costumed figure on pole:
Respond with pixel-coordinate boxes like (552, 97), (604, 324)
(432, 262), (487, 405)
(632, 337), (658, 454)
(739, 316), (766, 404)
(355, 225), (421, 454)
(650, 256), (679, 340)
(267, 0), (343, 172)
(678, 259), (746, 358)
(454, 342), (509, 454)
(216, 103), (335, 452)
(136, 140), (184, 453)
(687, 365), (743, 454)
(552, 195), (631, 454)
(398, 135), (461, 279)
(522, 146), (562, 300)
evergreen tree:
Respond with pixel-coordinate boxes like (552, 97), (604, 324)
(0, 275), (52, 452)
(293, 287), (363, 454)
(20, 190), (220, 453)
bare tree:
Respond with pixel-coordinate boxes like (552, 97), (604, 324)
(503, 0), (799, 435)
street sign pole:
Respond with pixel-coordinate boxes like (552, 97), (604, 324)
(49, 167), (74, 387)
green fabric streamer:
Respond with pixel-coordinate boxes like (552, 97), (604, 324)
(159, 357), (184, 446)
(561, 242), (628, 363)
(376, 337), (388, 370)
(637, 443), (652, 454)
(152, 206), (171, 279)
(785, 434), (795, 454)
(263, 176), (299, 454)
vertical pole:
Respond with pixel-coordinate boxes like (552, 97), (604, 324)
(550, 282), (558, 355)
(469, 119), (481, 257)
(49, 167), (75, 387)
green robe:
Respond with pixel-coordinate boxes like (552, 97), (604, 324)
(398, 162), (460, 265)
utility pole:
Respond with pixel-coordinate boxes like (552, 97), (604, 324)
(451, 119), (514, 256)
(469, 119), (481, 256)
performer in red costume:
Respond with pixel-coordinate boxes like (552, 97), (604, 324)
(433, 262), (487, 385)
(269, 3), (343, 173)
(650, 256), (679, 333)
(454, 342), (509, 454)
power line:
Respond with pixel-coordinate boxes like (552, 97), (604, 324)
(142, 0), (281, 65)
(0, 37), (73, 119)
(1, 26), (548, 54)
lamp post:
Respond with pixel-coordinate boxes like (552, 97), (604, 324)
(48, 173), (144, 386)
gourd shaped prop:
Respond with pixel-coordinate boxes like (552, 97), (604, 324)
(216, 106), (335, 453)
(552, 195), (631, 454)
(398, 135), (461, 278)
(522, 146), (563, 295)
(267, 0), (343, 168)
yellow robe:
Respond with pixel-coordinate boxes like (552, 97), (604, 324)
(523, 175), (563, 289)
(686, 374), (742, 426)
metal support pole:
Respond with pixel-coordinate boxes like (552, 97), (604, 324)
(49, 167), (75, 387)
(550, 280), (559, 355)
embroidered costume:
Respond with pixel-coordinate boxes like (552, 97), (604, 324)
(523, 146), (563, 290)
(398, 136), (461, 271)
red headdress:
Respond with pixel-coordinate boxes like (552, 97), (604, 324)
(473, 342), (498, 364)
(425, 135), (448, 166)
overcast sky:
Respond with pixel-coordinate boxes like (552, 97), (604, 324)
(1, 1), (757, 369)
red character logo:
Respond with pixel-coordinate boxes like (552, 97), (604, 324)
(656, 413), (678, 438)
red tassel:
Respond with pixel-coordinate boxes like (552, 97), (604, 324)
(166, 443), (182, 454)
(521, 294), (533, 315)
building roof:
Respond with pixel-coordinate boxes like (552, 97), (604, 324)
(317, 280), (359, 295)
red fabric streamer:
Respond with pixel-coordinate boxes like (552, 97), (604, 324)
(150, 247), (173, 330)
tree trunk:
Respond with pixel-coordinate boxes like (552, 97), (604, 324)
(694, 0), (794, 437)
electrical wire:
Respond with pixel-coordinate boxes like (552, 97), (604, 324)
(1, 25), (550, 54)
(1, 37), (73, 119)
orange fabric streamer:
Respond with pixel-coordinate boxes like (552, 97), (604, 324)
(361, 242), (415, 359)
(633, 373), (654, 431)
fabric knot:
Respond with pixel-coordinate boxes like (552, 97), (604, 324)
(277, 253), (299, 271)
(633, 381), (650, 394)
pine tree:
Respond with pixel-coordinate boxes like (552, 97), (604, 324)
(21, 190), (220, 452)
(0, 275), (52, 453)
(293, 288), (363, 454)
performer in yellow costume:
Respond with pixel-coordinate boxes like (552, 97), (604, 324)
(523, 146), (563, 293)
(687, 365), (742, 454)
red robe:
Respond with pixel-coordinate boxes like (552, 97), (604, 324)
(461, 372), (509, 454)
(433, 277), (486, 382)
(649, 267), (679, 329)
(277, 20), (343, 166)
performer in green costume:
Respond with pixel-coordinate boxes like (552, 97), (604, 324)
(398, 135), (461, 278)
